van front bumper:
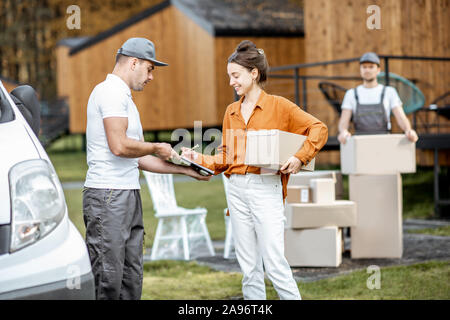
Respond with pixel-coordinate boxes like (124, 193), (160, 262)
(0, 271), (95, 300)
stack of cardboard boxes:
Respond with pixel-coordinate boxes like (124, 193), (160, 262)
(284, 172), (356, 267)
(244, 129), (358, 267)
(243, 130), (416, 264)
(341, 134), (416, 258)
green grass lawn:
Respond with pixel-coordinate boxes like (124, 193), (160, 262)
(141, 259), (449, 300)
(64, 178), (227, 246)
(49, 151), (88, 182)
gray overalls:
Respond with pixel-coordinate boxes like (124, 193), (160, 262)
(353, 85), (390, 134)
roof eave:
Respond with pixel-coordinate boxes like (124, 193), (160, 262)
(69, 0), (171, 56)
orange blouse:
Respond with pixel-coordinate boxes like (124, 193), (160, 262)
(197, 90), (329, 200)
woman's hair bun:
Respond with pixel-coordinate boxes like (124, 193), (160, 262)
(228, 39), (269, 87)
(236, 40), (257, 53)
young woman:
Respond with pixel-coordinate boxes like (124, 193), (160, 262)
(182, 40), (328, 300)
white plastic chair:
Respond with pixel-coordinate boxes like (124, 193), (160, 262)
(143, 171), (215, 261)
(222, 173), (235, 259)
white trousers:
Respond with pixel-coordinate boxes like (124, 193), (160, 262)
(227, 173), (301, 300)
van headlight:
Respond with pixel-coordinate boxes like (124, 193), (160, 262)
(9, 159), (66, 252)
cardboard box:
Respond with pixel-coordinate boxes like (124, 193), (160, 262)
(284, 201), (357, 228)
(288, 171), (344, 200)
(310, 178), (335, 204)
(350, 173), (403, 258)
(245, 129), (315, 171)
(286, 185), (310, 203)
(285, 227), (342, 267)
(340, 134), (416, 175)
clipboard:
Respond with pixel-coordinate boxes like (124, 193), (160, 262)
(170, 156), (214, 176)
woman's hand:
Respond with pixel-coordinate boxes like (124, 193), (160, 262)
(181, 147), (199, 161)
(280, 156), (302, 174)
(182, 166), (212, 181)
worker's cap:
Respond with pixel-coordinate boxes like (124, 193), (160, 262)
(359, 52), (380, 66)
(117, 38), (168, 66)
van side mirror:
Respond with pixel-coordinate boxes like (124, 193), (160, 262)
(10, 85), (41, 136)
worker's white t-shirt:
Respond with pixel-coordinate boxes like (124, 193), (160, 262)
(341, 84), (402, 130)
(84, 74), (143, 189)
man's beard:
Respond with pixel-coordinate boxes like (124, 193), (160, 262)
(131, 82), (145, 91)
(363, 77), (376, 83)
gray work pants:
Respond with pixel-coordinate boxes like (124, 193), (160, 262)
(82, 188), (144, 300)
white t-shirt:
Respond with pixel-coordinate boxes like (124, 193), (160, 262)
(341, 84), (402, 130)
(84, 74), (143, 189)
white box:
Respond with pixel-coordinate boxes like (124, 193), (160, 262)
(285, 227), (342, 267)
(245, 129), (315, 171)
(350, 173), (403, 258)
(285, 201), (357, 228)
(286, 185), (310, 203)
(288, 171), (344, 200)
(340, 134), (416, 175)
(310, 178), (335, 204)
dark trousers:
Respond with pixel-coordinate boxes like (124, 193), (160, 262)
(82, 188), (144, 300)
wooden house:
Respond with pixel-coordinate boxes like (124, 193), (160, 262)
(56, 0), (305, 134)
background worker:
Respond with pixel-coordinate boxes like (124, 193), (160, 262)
(338, 52), (418, 144)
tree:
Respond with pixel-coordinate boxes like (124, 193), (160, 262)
(0, 0), (163, 99)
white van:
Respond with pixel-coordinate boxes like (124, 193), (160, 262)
(0, 81), (94, 299)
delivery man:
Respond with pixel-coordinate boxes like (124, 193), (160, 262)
(83, 38), (210, 300)
(338, 52), (418, 144)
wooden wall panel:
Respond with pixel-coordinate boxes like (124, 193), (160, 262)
(169, 6), (216, 129)
(55, 46), (70, 98)
(214, 37), (305, 123)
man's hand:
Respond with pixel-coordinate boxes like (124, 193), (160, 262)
(338, 130), (351, 144)
(405, 129), (419, 143)
(280, 156), (302, 174)
(182, 166), (212, 181)
(154, 142), (176, 161)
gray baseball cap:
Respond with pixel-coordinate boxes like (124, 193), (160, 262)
(360, 52), (380, 66)
(117, 37), (168, 66)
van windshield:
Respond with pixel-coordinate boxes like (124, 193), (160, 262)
(0, 85), (15, 123)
